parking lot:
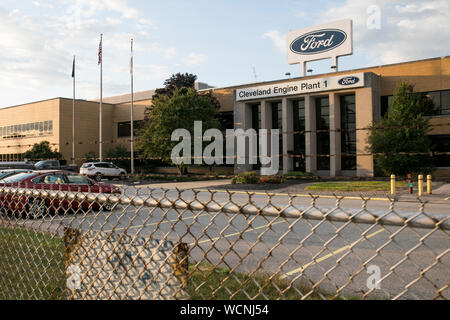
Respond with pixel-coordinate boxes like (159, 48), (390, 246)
(2, 185), (446, 300)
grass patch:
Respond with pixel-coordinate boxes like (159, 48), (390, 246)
(0, 227), (356, 300)
(187, 263), (345, 300)
(283, 172), (317, 179)
(0, 226), (66, 300)
(305, 181), (408, 192)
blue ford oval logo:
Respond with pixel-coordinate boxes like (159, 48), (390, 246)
(338, 76), (359, 85)
(290, 29), (347, 55)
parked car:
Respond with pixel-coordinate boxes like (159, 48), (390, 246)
(0, 169), (33, 181)
(34, 160), (77, 172)
(0, 161), (35, 170)
(80, 162), (127, 182)
(0, 170), (121, 219)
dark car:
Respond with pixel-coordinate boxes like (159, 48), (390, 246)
(0, 161), (35, 170)
(34, 160), (78, 172)
(0, 170), (121, 219)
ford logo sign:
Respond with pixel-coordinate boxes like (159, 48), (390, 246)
(338, 76), (359, 85)
(290, 29), (347, 55)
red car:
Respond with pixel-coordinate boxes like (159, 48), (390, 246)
(0, 170), (121, 219)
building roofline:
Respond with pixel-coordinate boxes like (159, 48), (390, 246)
(0, 97), (61, 111)
(0, 97), (116, 111)
(198, 55), (450, 92)
(2, 55), (448, 109)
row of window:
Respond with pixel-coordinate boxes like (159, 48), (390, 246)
(0, 153), (24, 162)
(381, 89), (450, 117)
(250, 94), (450, 170)
(249, 95), (357, 172)
(0, 121), (53, 140)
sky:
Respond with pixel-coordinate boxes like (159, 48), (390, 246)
(0, 0), (449, 108)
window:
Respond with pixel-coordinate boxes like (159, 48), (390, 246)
(272, 102), (283, 170)
(292, 99), (306, 171)
(66, 175), (92, 185)
(43, 175), (65, 185)
(117, 121), (144, 138)
(251, 104), (261, 131)
(251, 104), (261, 170)
(118, 122), (132, 138)
(316, 97), (330, 171)
(429, 135), (450, 167)
(380, 96), (393, 118)
(340, 95), (357, 171)
(0, 173), (35, 183)
(440, 90), (450, 115)
(0, 120), (53, 140)
(219, 111), (234, 130)
(423, 90), (450, 116)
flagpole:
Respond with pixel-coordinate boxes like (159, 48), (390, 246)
(72, 55), (76, 166)
(99, 33), (103, 162)
(130, 38), (135, 176)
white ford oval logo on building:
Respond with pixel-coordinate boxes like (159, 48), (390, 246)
(338, 76), (359, 85)
(290, 29), (347, 55)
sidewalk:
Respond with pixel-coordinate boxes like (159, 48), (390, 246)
(117, 179), (450, 202)
(124, 179), (232, 190)
(433, 183), (450, 196)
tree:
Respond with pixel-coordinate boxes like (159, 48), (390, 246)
(151, 73), (198, 101)
(137, 87), (220, 174)
(23, 141), (62, 161)
(367, 82), (435, 176)
(106, 145), (131, 171)
(146, 73), (220, 119)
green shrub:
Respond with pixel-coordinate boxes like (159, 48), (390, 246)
(258, 175), (285, 184)
(235, 171), (260, 184)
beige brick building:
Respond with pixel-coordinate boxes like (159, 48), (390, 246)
(0, 96), (149, 166)
(0, 56), (449, 176)
(202, 56), (450, 177)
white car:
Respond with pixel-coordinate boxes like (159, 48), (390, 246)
(80, 162), (127, 182)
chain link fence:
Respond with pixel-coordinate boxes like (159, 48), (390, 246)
(0, 184), (448, 300)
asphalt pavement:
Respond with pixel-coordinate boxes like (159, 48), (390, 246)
(3, 179), (448, 300)
(15, 182), (448, 300)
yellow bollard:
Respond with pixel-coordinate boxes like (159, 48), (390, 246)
(427, 175), (432, 195)
(390, 174), (396, 195)
(418, 175), (423, 197)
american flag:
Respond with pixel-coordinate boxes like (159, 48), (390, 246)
(98, 34), (103, 65)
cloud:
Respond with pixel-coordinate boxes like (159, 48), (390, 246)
(0, 2), (182, 107)
(163, 47), (177, 59)
(32, 1), (54, 9)
(71, 0), (140, 19)
(184, 53), (207, 66)
(0, 8), (69, 86)
(319, 0), (450, 65)
(262, 30), (286, 53)
(263, 0), (450, 67)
